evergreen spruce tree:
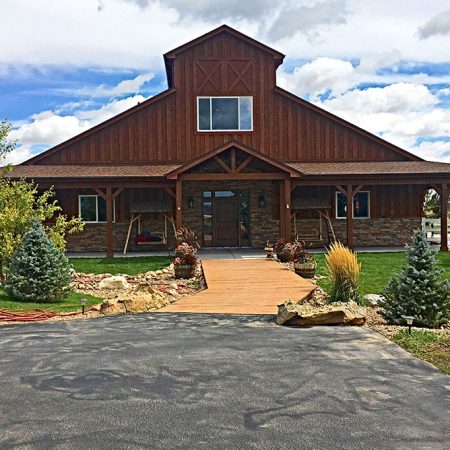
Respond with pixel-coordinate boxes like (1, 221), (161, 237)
(4, 220), (72, 303)
(382, 230), (450, 328)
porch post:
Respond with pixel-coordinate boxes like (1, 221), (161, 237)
(175, 178), (182, 229)
(440, 183), (448, 252)
(346, 184), (354, 250)
(279, 180), (286, 240)
(284, 178), (291, 241)
(106, 186), (114, 258)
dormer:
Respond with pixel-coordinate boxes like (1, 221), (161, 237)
(163, 25), (284, 97)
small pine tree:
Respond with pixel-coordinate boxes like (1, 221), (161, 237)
(4, 220), (72, 303)
(382, 230), (450, 328)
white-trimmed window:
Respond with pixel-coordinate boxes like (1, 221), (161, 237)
(79, 195), (115, 223)
(336, 191), (370, 219)
(197, 96), (253, 131)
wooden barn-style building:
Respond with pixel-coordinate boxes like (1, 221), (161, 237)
(8, 25), (450, 256)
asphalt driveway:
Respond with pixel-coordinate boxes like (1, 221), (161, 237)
(0, 314), (449, 449)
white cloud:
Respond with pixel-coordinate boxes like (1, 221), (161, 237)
(313, 83), (450, 150)
(7, 95), (147, 164)
(417, 8), (450, 39)
(59, 72), (155, 98)
(279, 57), (356, 99)
(2, 145), (34, 165)
(410, 140), (450, 163)
(267, 0), (349, 42)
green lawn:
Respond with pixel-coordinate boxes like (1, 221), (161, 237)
(70, 256), (172, 275)
(0, 290), (102, 313)
(314, 251), (450, 296)
(392, 330), (450, 375)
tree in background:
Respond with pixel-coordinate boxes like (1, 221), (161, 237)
(423, 189), (450, 219)
(4, 220), (72, 303)
(0, 119), (83, 277)
(0, 119), (15, 167)
(382, 230), (450, 328)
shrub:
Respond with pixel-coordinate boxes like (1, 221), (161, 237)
(382, 230), (450, 328)
(325, 241), (361, 303)
(175, 227), (200, 249)
(4, 220), (72, 303)
(173, 243), (198, 267)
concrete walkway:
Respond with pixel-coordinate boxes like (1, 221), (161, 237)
(159, 259), (316, 314)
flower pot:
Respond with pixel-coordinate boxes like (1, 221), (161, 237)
(174, 264), (195, 279)
(294, 262), (317, 278)
(277, 252), (293, 263)
(264, 247), (274, 259)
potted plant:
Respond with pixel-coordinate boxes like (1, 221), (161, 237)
(264, 240), (274, 259)
(274, 239), (294, 262)
(173, 242), (197, 279)
(292, 239), (316, 278)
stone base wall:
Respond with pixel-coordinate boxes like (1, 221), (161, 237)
(67, 217), (175, 253)
(294, 218), (422, 247)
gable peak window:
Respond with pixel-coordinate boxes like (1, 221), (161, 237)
(197, 96), (253, 131)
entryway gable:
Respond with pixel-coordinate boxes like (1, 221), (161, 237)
(166, 140), (302, 180)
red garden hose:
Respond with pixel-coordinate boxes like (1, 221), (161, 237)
(0, 306), (95, 322)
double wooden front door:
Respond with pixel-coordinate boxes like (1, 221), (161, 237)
(212, 197), (239, 247)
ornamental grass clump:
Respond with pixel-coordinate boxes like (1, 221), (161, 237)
(382, 230), (450, 328)
(4, 220), (72, 303)
(325, 241), (361, 303)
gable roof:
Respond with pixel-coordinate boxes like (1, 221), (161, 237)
(23, 88), (176, 165)
(275, 87), (422, 162)
(166, 140), (302, 179)
(164, 25), (285, 88)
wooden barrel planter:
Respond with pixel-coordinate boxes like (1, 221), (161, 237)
(174, 264), (195, 279)
(294, 262), (317, 278)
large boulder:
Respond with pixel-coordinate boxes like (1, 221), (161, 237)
(364, 294), (385, 307)
(99, 276), (129, 290)
(276, 300), (366, 326)
(99, 299), (126, 315)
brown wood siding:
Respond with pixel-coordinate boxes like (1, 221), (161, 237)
(35, 33), (412, 166)
(293, 185), (424, 220)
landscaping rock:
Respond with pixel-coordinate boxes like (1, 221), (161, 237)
(99, 276), (129, 290)
(276, 300), (366, 326)
(364, 294), (385, 307)
(99, 299), (126, 315)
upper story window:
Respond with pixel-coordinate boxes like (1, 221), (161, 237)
(336, 191), (370, 219)
(79, 195), (116, 223)
(197, 96), (253, 131)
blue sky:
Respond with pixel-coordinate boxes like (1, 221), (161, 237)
(1, 0), (450, 164)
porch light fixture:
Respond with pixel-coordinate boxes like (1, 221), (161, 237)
(258, 192), (265, 208)
(188, 196), (194, 209)
(402, 315), (415, 335)
(80, 298), (87, 315)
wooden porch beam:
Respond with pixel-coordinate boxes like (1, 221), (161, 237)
(440, 183), (448, 252)
(236, 156), (253, 173)
(231, 148), (236, 173)
(284, 178), (292, 241)
(335, 185), (347, 196)
(165, 187), (176, 199)
(214, 156), (232, 173)
(112, 188), (123, 199)
(175, 179), (182, 229)
(106, 186), (113, 258)
(279, 181), (286, 241)
(353, 184), (365, 196)
(179, 173), (289, 181)
(95, 188), (106, 199)
(346, 184), (354, 250)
